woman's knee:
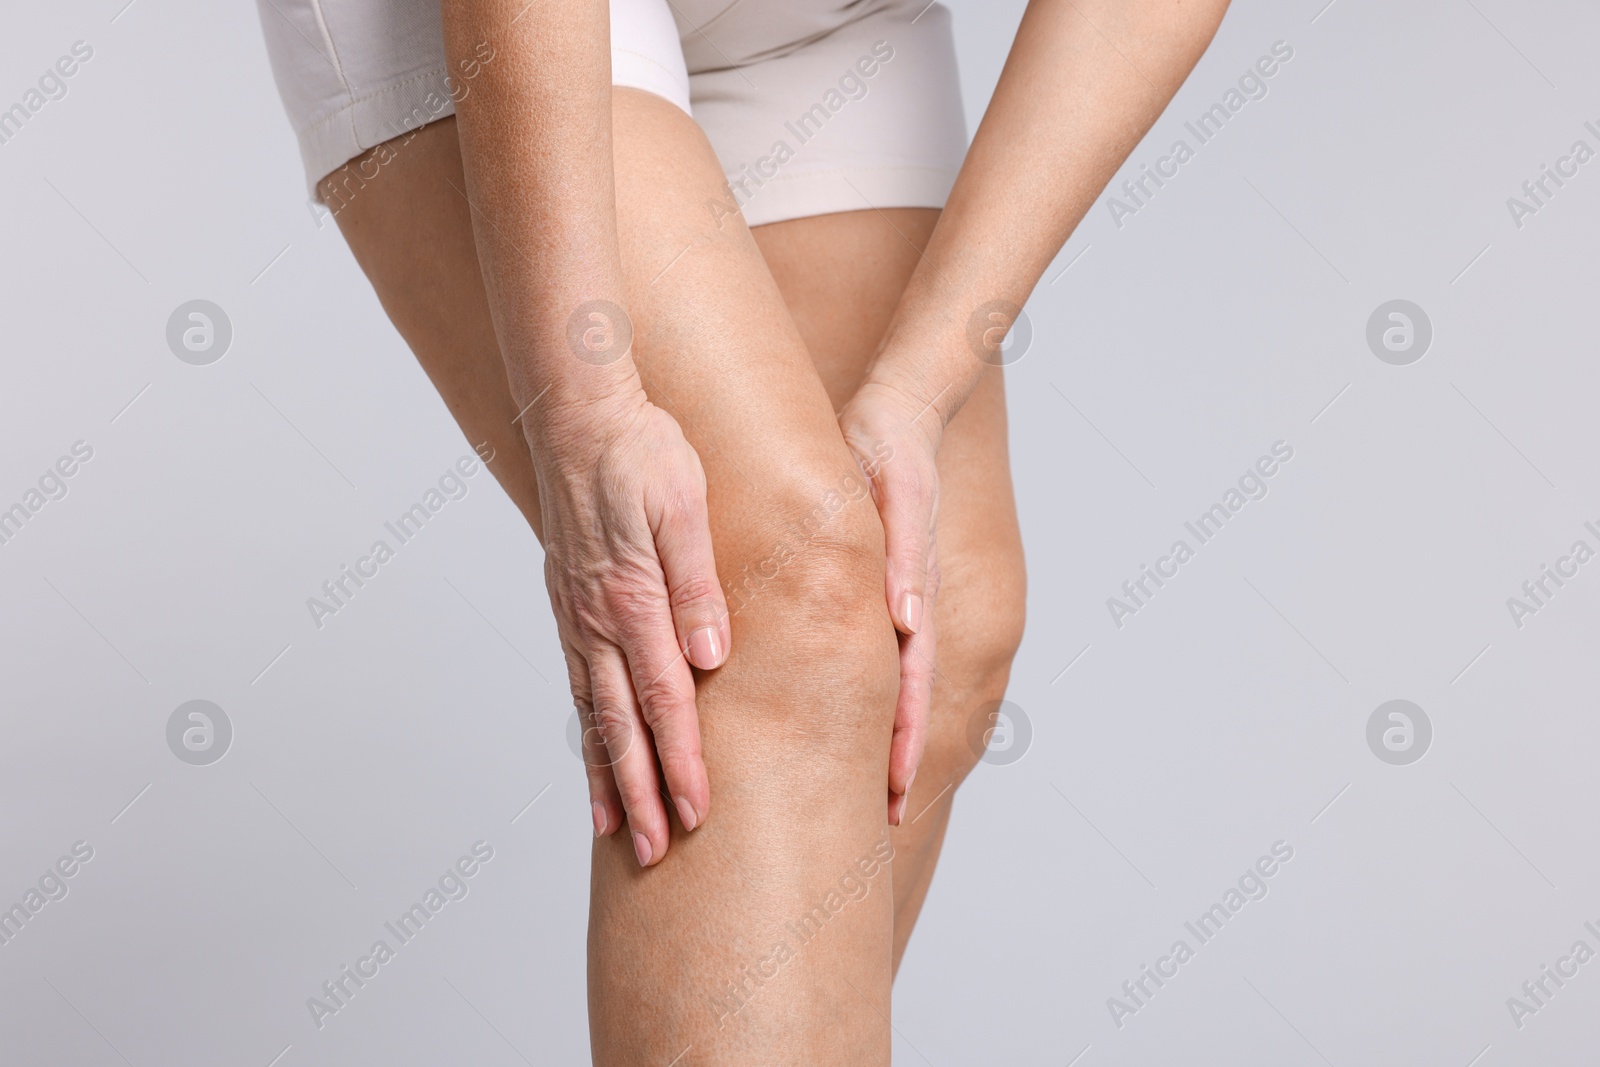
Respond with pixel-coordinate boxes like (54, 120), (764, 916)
(942, 543), (1027, 695)
(711, 460), (902, 757)
(919, 539), (1027, 786)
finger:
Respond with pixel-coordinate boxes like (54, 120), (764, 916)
(617, 602), (711, 836)
(888, 626), (935, 816)
(888, 602), (937, 827)
(872, 460), (935, 636)
(559, 631), (623, 839)
(653, 466), (731, 670)
(587, 640), (670, 866)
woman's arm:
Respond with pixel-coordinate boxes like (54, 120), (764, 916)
(840, 0), (1230, 797)
(441, 0), (731, 865)
(866, 0), (1233, 421)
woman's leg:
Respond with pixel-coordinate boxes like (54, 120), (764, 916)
(750, 210), (1028, 970)
(328, 92), (904, 1064)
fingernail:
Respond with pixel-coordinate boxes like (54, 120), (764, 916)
(592, 801), (607, 838)
(891, 792), (908, 826)
(674, 795), (699, 832)
(687, 626), (722, 669)
(633, 832), (653, 867)
(900, 593), (923, 634)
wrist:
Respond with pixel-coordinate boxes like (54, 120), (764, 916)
(846, 378), (946, 457)
(508, 293), (650, 456)
(521, 370), (650, 470)
(858, 340), (962, 447)
(863, 281), (1024, 435)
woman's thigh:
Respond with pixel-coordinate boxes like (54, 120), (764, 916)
(329, 91), (906, 1064)
(751, 210), (1028, 967)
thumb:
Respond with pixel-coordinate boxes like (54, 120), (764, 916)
(654, 482), (732, 670)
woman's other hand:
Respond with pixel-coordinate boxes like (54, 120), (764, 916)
(838, 380), (943, 825)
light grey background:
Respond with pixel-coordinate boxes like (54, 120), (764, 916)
(3, 0), (1598, 1063)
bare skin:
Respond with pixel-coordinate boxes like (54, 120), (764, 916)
(844, 0), (1234, 620)
(418, 0), (1229, 871)
(322, 1), (1231, 1059)
(327, 92), (1019, 1062)
(750, 210), (1026, 970)
(440, 0), (737, 868)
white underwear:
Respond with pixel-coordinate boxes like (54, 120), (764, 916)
(255, 0), (968, 226)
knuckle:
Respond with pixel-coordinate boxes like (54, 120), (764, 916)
(565, 661), (593, 701)
(601, 571), (665, 617)
(634, 678), (686, 732)
(668, 571), (722, 616)
(616, 775), (659, 815)
(575, 710), (610, 759)
(590, 701), (634, 751)
(622, 656), (675, 712)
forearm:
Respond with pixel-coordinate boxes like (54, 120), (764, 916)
(864, 0), (1231, 425)
(441, 0), (639, 446)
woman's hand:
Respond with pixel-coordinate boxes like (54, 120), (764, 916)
(822, 6), (1236, 827)
(531, 385), (731, 867)
(838, 380), (944, 825)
